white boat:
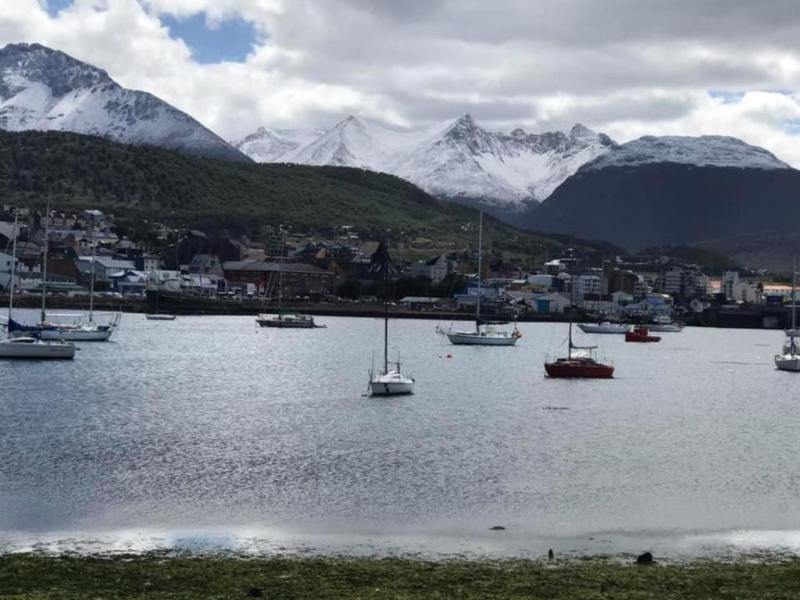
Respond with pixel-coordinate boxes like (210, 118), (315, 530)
(443, 212), (520, 346)
(647, 314), (683, 332)
(577, 321), (629, 334)
(368, 241), (414, 396)
(0, 336), (75, 359)
(447, 325), (520, 346)
(776, 263), (800, 372)
(1, 207), (75, 360)
(370, 366), (414, 396)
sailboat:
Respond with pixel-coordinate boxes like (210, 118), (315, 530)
(545, 251), (614, 378)
(0, 208), (75, 359)
(256, 237), (322, 328)
(444, 212), (521, 346)
(9, 213), (119, 341)
(775, 261), (800, 372)
(368, 241), (414, 396)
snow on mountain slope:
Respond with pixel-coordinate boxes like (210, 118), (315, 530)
(232, 127), (325, 162)
(584, 135), (790, 171)
(0, 43), (249, 162)
(237, 113), (617, 210)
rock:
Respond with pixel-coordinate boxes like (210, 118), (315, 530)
(247, 588), (263, 597)
(548, 549), (554, 560)
(489, 525), (505, 531)
(635, 551), (654, 565)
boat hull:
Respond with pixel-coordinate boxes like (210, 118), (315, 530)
(0, 339), (75, 359)
(257, 319), (317, 328)
(775, 355), (800, 371)
(369, 380), (415, 396)
(577, 323), (628, 334)
(447, 331), (518, 346)
(38, 328), (112, 341)
(648, 324), (682, 332)
(545, 359), (614, 379)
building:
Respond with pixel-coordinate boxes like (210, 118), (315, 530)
(408, 255), (449, 284)
(223, 260), (335, 296)
(661, 264), (709, 299)
(398, 296), (444, 310)
(721, 271), (762, 304)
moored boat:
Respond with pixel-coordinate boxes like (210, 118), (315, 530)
(577, 322), (628, 334)
(443, 212), (521, 346)
(256, 313), (322, 328)
(776, 261), (800, 372)
(625, 325), (661, 343)
(545, 251), (615, 379)
(648, 314), (683, 332)
(368, 241), (414, 396)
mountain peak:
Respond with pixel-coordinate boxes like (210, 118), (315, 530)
(585, 134), (790, 171)
(0, 42), (248, 162)
(569, 123), (597, 139)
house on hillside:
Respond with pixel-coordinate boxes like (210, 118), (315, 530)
(408, 255), (449, 284)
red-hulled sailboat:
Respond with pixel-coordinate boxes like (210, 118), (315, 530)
(545, 252), (615, 379)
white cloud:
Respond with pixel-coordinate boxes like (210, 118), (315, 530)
(2, 0), (800, 163)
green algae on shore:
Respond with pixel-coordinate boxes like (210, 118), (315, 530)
(3, 553), (800, 599)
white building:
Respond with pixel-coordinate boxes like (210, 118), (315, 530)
(721, 271), (761, 303)
(409, 255), (449, 284)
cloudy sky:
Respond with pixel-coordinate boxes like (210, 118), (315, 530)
(3, 0), (800, 163)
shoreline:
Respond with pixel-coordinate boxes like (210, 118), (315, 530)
(3, 552), (800, 598)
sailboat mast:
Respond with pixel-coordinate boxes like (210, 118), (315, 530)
(568, 250), (575, 359)
(476, 211), (482, 329)
(88, 237), (96, 322)
(40, 202), (50, 325)
(8, 210), (18, 324)
(789, 259), (797, 342)
(384, 263), (389, 374)
(274, 234), (285, 317)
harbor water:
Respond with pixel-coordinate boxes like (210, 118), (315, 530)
(1, 312), (798, 558)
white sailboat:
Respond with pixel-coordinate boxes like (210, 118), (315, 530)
(776, 262), (800, 372)
(368, 242), (414, 396)
(577, 321), (629, 334)
(39, 241), (121, 340)
(444, 212), (521, 346)
(0, 208), (75, 359)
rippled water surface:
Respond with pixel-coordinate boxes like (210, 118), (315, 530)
(2, 312), (799, 557)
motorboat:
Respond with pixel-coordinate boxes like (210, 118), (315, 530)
(0, 336), (75, 359)
(444, 212), (520, 346)
(625, 325), (661, 343)
(648, 314), (683, 332)
(577, 321), (629, 334)
(368, 241), (415, 396)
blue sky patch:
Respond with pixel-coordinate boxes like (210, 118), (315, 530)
(709, 90), (745, 104)
(161, 12), (260, 64)
(46, 0), (74, 16)
(782, 119), (800, 135)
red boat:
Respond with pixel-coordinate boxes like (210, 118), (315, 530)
(625, 325), (661, 343)
(545, 356), (615, 379)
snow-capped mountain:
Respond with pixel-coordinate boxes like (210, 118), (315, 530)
(0, 43), (249, 163)
(526, 134), (797, 250)
(232, 127), (326, 163)
(234, 114), (617, 211)
(583, 134), (790, 171)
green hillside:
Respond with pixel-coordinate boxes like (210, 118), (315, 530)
(0, 130), (609, 261)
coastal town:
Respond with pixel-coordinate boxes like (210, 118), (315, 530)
(0, 205), (793, 328)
